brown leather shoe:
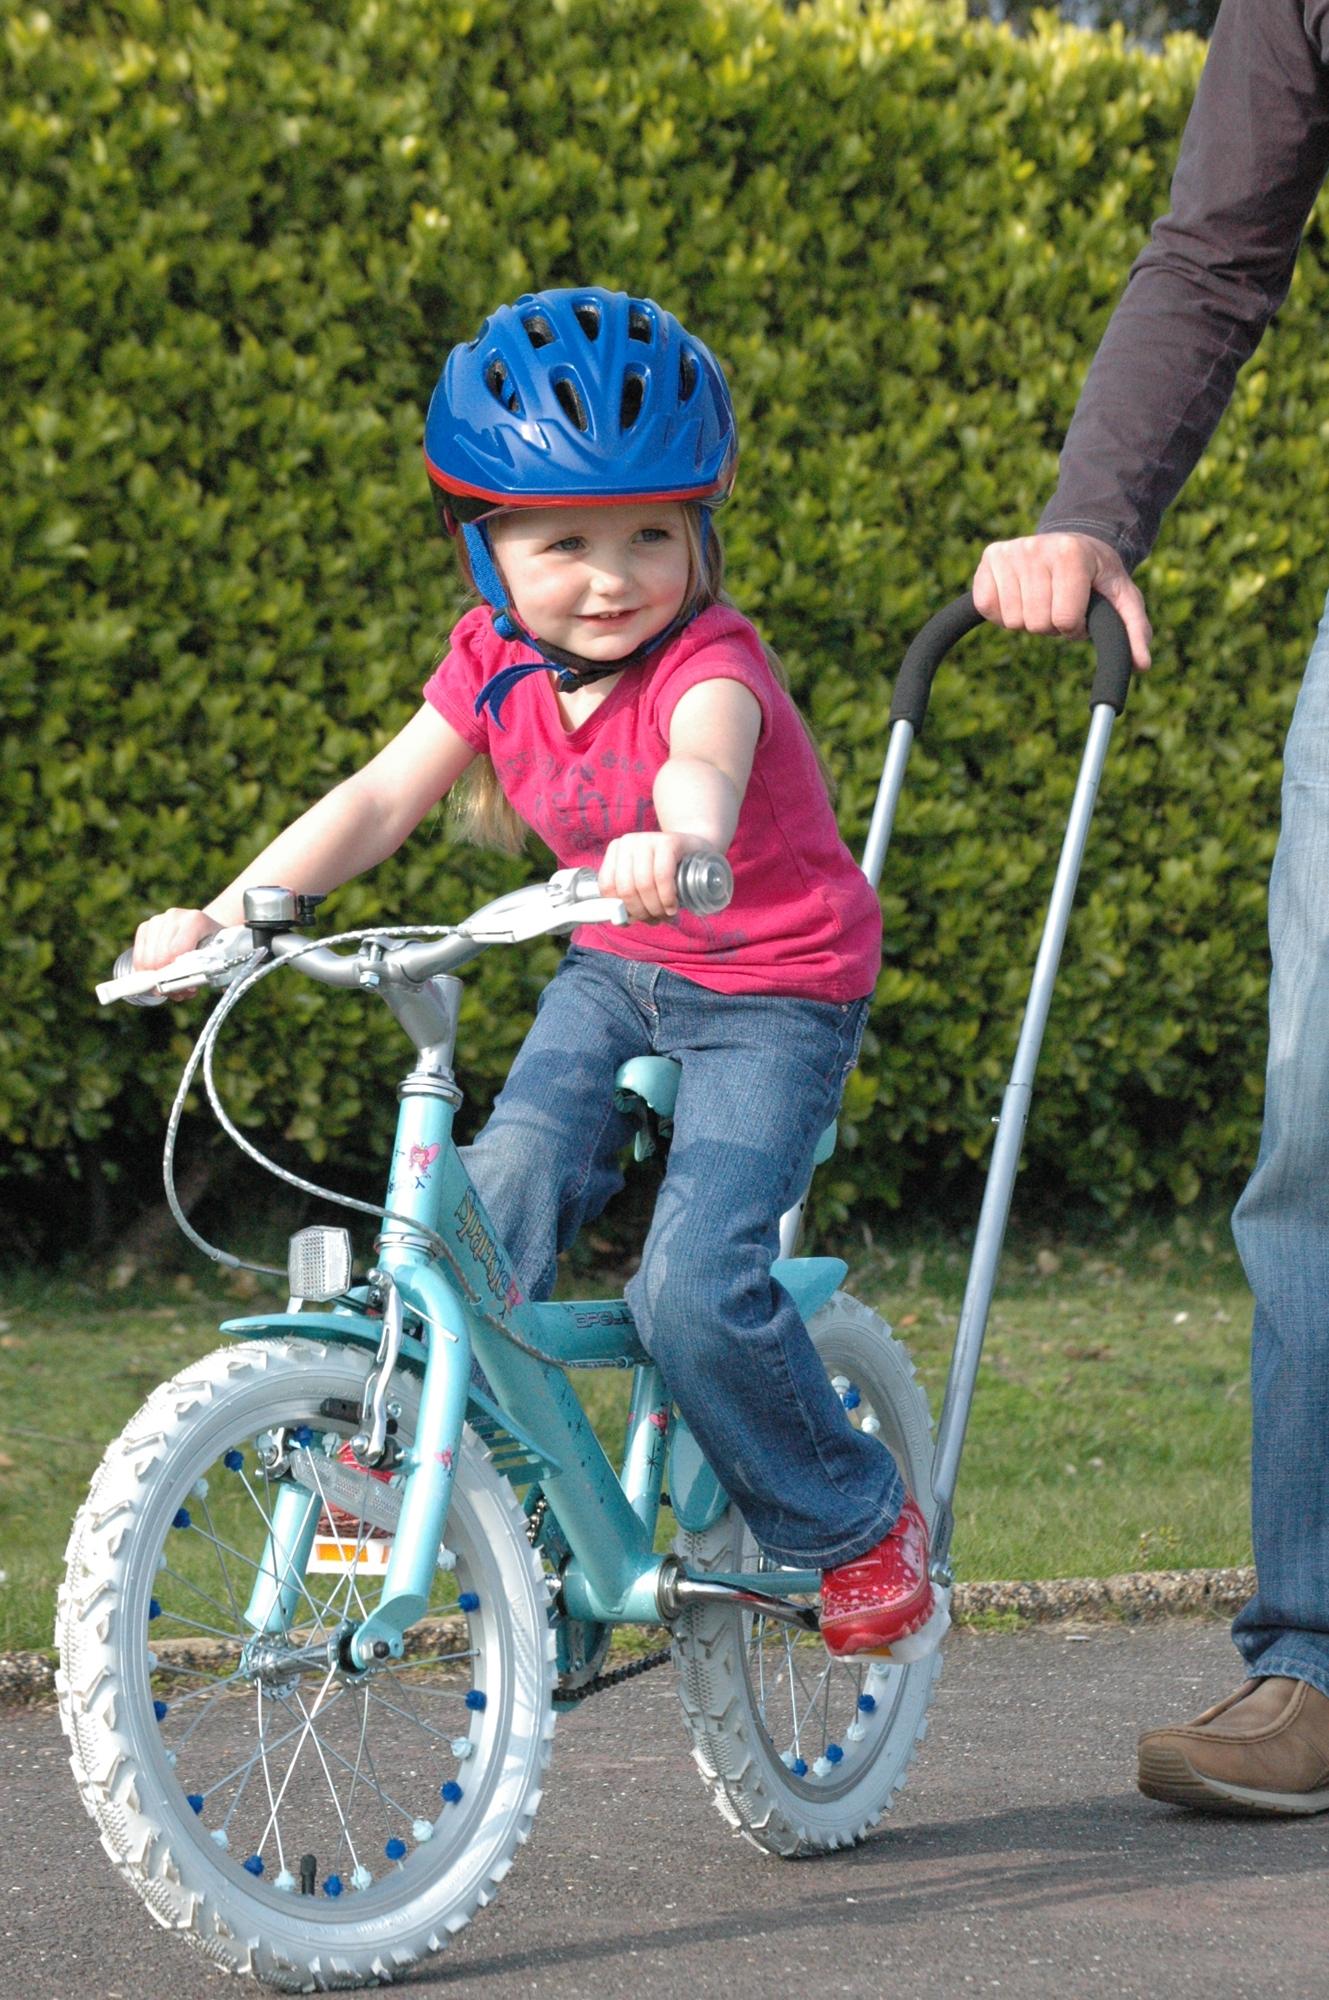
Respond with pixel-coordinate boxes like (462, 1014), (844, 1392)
(1138, 1676), (1329, 1815)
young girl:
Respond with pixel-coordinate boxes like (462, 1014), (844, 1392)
(133, 286), (935, 1657)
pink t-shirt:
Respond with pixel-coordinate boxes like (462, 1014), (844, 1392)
(422, 603), (882, 1002)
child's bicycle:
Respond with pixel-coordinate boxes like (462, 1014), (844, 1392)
(59, 593), (1131, 1992)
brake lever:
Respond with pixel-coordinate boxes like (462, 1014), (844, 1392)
(95, 926), (260, 1007)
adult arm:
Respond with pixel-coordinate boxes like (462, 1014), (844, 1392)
(975, 0), (1329, 663)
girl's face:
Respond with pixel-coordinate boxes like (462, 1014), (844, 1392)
(487, 502), (693, 662)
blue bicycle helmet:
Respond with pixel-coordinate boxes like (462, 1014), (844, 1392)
(423, 288), (738, 723)
(425, 287), (737, 521)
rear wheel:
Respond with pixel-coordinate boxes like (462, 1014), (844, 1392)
(57, 1337), (555, 1991)
(671, 1291), (942, 1855)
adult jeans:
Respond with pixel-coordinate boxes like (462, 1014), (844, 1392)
(1230, 589), (1329, 1697)
(462, 945), (904, 1567)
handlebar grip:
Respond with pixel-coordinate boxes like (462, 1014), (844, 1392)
(97, 949), (169, 1008)
(564, 852), (734, 916)
(888, 589), (1135, 734)
(675, 852), (733, 915)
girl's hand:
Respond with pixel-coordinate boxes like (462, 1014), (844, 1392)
(133, 907), (222, 974)
(598, 832), (709, 922)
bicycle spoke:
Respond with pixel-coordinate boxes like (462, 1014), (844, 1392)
(196, 1489), (246, 1629)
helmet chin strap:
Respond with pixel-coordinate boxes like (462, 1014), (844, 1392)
(463, 520), (708, 728)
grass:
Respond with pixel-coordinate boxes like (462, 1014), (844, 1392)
(0, 1216), (1254, 1657)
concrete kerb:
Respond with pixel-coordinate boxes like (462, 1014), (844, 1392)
(4, 1565), (1254, 1708)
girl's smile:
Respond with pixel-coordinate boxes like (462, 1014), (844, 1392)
(487, 502), (693, 662)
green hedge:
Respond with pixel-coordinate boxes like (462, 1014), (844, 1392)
(3, 0), (1323, 1248)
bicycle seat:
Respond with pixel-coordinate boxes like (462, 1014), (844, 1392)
(613, 1055), (838, 1166)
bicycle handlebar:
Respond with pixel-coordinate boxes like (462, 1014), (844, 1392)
(99, 852), (735, 1007)
(888, 589), (1134, 736)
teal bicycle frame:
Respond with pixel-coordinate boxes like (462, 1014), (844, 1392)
(216, 583), (1135, 1680)
(224, 943), (841, 1675)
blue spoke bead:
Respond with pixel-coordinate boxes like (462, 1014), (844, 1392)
(223, 1449), (244, 1471)
(153, 1699), (169, 1722)
(385, 1838), (407, 1861)
(441, 1781), (463, 1804)
(172, 1507), (191, 1530)
(243, 1854), (264, 1876)
(148, 1598), (161, 1621)
(826, 1742), (845, 1764)
(186, 1795), (204, 1815)
(791, 1757), (808, 1777)
(857, 1693), (877, 1713)
(323, 1875), (343, 1898)
(464, 1689), (487, 1712)
(457, 1591), (480, 1612)
(842, 1385), (861, 1411)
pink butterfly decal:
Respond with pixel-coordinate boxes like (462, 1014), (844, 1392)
(409, 1142), (441, 1172)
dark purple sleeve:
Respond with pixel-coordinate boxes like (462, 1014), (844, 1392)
(1039, 0), (1329, 569)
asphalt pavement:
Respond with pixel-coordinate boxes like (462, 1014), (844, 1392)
(6, 1621), (1327, 2000)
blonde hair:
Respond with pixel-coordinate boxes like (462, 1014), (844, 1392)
(448, 506), (832, 854)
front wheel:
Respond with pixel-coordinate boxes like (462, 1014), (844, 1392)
(671, 1291), (942, 1856)
(57, 1337), (555, 1991)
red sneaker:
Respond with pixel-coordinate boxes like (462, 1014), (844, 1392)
(820, 1497), (934, 1658)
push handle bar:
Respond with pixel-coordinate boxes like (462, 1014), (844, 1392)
(888, 590), (1135, 736)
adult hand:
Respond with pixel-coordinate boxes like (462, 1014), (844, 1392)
(972, 531), (1152, 671)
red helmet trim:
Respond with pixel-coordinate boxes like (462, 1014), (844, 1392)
(423, 452), (733, 515)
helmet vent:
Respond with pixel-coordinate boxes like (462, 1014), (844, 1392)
(628, 307), (654, 344)
(678, 349), (698, 401)
(572, 300), (602, 340)
(619, 370), (646, 432)
(553, 375), (590, 432)
(522, 313), (557, 349)
(484, 358), (522, 415)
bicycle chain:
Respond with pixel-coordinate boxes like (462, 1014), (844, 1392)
(526, 1496), (674, 1706)
(550, 1643), (674, 1707)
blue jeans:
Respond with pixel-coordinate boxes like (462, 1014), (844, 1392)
(1230, 591), (1329, 1697)
(462, 946), (904, 1566)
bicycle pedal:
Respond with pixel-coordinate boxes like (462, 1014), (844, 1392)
(851, 1588), (952, 1664)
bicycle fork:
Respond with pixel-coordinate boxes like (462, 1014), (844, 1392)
(241, 1259), (471, 1670)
